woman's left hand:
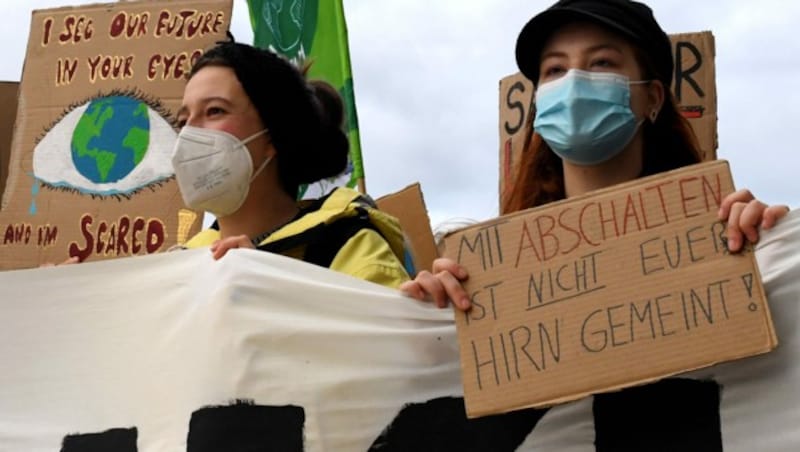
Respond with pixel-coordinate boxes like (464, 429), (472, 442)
(719, 189), (790, 252)
(210, 234), (255, 260)
(400, 257), (471, 311)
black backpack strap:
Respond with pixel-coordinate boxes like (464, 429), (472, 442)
(302, 207), (378, 268)
(250, 189), (388, 268)
(256, 206), (381, 269)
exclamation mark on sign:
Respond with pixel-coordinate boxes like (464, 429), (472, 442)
(741, 273), (757, 312)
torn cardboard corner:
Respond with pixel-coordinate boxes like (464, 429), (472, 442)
(499, 31), (718, 211)
(444, 160), (777, 418)
(376, 182), (438, 274)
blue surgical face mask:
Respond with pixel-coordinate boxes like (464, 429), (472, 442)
(533, 69), (648, 166)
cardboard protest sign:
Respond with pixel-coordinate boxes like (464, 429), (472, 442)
(499, 31), (718, 210)
(498, 72), (534, 207)
(376, 182), (439, 273)
(1, 211), (799, 450)
(0, 0), (232, 270)
(0, 82), (18, 203)
(672, 31), (717, 161)
(444, 160), (776, 417)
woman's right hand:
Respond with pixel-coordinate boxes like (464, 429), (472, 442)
(210, 234), (256, 260)
(400, 257), (472, 311)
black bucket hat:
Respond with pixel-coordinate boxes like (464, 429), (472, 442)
(515, 0), (673, 87)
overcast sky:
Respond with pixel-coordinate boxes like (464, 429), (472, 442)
(1, 1), (797, 228)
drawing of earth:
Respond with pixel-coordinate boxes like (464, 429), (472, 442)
(71, 96), (150, 184)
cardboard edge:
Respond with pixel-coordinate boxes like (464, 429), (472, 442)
(375, 182), (438, 273)
(452, 160), (730, 243)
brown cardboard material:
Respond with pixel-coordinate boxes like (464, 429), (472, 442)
(672, 31), (717, 161)
(0, 1), (232, 270)
(499, 31), (718, 210)
(498, 73), (534, 209)
(376, 182), (438, 273)
(444, 160), (776, 418)
(0, 82), (18, 203)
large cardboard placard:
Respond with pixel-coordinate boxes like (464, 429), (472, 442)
(500, 31), (718, 210)
(0, 1), (232, 270)
(444, 160), (776, 417)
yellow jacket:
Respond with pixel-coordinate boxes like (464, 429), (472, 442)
(184, 188), (411, 289)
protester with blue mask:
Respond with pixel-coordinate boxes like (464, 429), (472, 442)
(403, 0), (789, 310)
(402, 2), (791, 446)
(511, 0), (700, 200)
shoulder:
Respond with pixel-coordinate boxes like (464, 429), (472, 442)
(257, 187), (413, 287)
(330, 228), (410, 288)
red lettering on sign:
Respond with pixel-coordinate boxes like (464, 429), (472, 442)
(69, 214), (167, 261)
(57, 15), (94, 44)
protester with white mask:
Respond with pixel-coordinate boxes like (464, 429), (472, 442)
(176, 41), (410, 289)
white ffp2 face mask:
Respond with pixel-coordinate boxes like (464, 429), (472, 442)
(171, 126), (270, 218)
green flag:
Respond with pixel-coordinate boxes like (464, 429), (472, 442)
(247, 0), (364, 197)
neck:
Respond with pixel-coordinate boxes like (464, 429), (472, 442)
(216, 182), (298, 242)
(563, 134), (644, 198)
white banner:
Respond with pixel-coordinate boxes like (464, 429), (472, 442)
(1, 210), (799, 451)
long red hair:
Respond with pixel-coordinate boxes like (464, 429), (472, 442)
(502, 49), (702, 215)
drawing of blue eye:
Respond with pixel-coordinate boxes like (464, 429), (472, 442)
(32, 91), (178, 199)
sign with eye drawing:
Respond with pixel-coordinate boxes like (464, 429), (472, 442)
(0, 0), (233, 270)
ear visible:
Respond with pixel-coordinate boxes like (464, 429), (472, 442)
(647, 79), (666, 123)
(260, 133), (276, 160)
(265, 143), (277, 162)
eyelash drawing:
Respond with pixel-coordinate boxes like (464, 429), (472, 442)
(30, 87), (180, 202)
(36, 87), (179, 145)
(39, 178), (171, 202)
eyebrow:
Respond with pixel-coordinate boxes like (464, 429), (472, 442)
(177, 96), (234, 117)
(540, 43), (624, 61)
(586, 43), (624, 55)
(200, 96), (234, 106)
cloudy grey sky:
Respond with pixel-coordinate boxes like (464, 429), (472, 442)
(1, 1), (797, 228)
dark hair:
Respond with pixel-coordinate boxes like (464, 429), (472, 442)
(502, 35), (702, 214)
(309, 79), (349, 151)
(190, 41), (349, 197)
(516, 0), (674, 88)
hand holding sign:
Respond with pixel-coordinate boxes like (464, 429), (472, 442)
(718, 189), (790, 251)
(401, 257), (471, 309)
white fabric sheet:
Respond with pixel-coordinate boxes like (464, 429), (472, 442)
(0, 210), (798, 451)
